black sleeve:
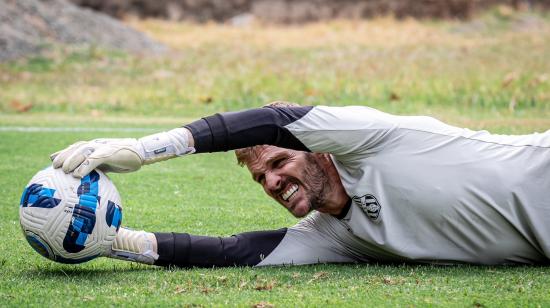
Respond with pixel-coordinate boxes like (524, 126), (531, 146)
(153, 228), (287, 268)
(184, 106), (314, 153)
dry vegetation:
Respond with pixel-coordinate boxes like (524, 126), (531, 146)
(1, 10), (549, 132)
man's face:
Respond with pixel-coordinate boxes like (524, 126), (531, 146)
(246, 146), (331, 218)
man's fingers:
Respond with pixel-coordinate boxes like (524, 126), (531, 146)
(49, 150), (61, 162)
(73, 156), (104, 178)
(61, 146), (94, 174)
(53, 138), (143, 177)
(52, 141), (87, 168)
(72, 147), (117, 178)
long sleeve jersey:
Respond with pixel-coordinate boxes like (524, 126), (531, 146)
(157, 105), (550, 267)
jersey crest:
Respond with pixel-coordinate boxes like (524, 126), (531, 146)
(352, 194), (381, 222)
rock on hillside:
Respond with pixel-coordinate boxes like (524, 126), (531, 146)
(0, 0), (166, 61)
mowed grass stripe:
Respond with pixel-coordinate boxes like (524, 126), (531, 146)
(0, 126), (159, 132)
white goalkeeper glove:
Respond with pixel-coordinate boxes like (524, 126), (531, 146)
(50, 128), (195, 178)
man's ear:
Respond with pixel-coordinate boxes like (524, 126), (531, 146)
(313, 153), (332, 167)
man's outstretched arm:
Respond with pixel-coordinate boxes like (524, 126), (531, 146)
(52, 104), (396, 177)
(50, 106), (314, 177)
(154, 229), (288, 267)
(184, 106), (313, 153)
(184, 105), (398, 156)
(109, 215), (358, 267)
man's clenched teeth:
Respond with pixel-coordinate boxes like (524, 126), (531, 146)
(281, 184), (299, 201)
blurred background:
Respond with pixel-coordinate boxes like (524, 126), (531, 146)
(0, 0), (548, 129)
(69, 0), (549, 22)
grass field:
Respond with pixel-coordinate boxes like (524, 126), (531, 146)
(1, 8), (550, 307)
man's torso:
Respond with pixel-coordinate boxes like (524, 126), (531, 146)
(291, 106), (550, 264)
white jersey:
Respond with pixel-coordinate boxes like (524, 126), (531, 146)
(258, 106), (550, 265)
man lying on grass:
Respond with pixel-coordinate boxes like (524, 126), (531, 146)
(51, 102), (550, 266)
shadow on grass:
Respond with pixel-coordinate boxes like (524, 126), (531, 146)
(247, 262), (550, 280)
(21, 260), (548, 283)
(21, 262), (160, 280)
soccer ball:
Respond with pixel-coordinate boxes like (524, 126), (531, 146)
(19, 166), (122, 264)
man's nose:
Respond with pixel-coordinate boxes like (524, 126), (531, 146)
(264, 172), (282, 192)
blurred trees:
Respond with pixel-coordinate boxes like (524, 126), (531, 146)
(70, 0), (549, 23)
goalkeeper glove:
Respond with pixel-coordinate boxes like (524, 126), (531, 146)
(50, 128), (194, 178)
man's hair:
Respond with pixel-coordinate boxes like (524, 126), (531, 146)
(235, 101), (301, 167)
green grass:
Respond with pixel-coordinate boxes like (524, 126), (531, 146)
(1, 9), (550, 307)
(0, 119), (549, 307)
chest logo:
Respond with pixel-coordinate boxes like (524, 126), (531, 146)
(352, 194), (381, 221)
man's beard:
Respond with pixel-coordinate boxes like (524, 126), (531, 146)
(302, 153), (331, 212)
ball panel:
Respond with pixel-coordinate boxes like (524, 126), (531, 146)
(20, 184), (61, 209)
(105, 201), (123, 231)
(54, 254), (100, 264)
(24, 231), (54, 261)
(20, 208), (50, 229)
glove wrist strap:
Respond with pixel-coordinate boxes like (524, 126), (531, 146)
(138, 128), (195, 165)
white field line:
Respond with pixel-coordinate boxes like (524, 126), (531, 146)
(0, 126), (160, 133)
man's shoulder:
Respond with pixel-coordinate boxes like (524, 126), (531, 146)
(292, 211), (346, 232)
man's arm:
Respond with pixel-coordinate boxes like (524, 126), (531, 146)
(52, 105), (397, 177)
(185, 105), (397, 156)
(184, 106), (313, 153)
(152, 229), (287, 267)
(50, 106), (314, 177)
(147, 214), (357, 268)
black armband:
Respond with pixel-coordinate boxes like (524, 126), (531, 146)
(153, 228), (287, 267)
(184, 106), (313, 153)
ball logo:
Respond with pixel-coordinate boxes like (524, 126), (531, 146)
(352, 194), (381, 222)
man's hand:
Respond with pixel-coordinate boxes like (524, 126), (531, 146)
(51, 128), (194, 178)
(51, 138), (144, 178)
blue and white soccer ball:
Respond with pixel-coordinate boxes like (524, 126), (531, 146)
(19, 167), (122, 263)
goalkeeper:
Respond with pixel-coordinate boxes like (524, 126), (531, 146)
(51, 102), (550, 266)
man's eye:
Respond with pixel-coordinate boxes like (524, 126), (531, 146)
(272, 158), (285, 168)
(257, 175), (265, 184)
